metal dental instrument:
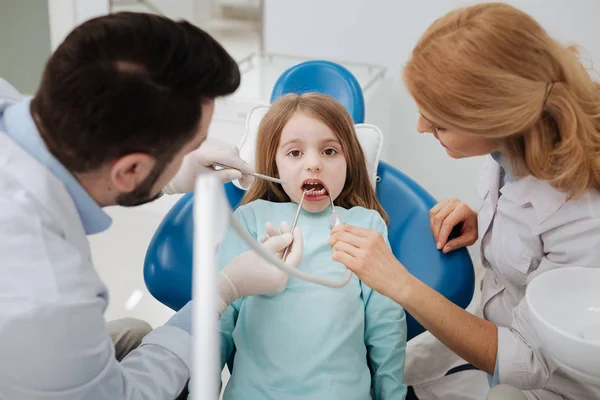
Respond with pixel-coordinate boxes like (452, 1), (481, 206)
(211, 162), (298, 186)
(282, 189), (345, 262)
(282, 189), (313, 261)
(327, 193), (344, 229)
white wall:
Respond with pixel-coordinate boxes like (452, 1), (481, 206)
(47, 0), (216, 52)
(112, 0), (214, 26)
(48, 0), (110, 51)
(0, 1), (51, 94)
(263, 0), (600, 209)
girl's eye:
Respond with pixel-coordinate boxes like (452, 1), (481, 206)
(323, 148), (338, 156)
(288, 150), (302, 157)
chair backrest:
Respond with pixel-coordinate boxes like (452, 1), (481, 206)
(144, 61), (475, 341)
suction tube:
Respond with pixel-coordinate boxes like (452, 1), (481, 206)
(229, 214), (353, 288)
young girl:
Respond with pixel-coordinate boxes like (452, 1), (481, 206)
(217, 93), (407, 400)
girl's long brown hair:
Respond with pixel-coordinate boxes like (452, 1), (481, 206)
(404, 2), (600, 197)
(242, 93), (388, 224)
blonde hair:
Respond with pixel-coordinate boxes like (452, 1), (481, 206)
(243, 93), (389, 225)
(403, 2), (600, 197)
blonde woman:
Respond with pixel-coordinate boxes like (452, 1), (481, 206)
(329, 3), (600, 399)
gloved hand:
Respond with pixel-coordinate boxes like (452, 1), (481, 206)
(165, 222), (303, 332)
(162, 138), (255, 194)
(218, 222), (303, 314)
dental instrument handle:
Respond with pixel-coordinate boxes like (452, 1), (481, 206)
(328, 193), (345, 229)
(333, 214), (344, 226)
(326, 194), (352, 285)
(282, 190), (308, 261)
(253, 172), (296, 186)
(211, 162), (297, 186)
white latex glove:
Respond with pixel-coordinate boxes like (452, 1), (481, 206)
(163, 138), (255, 194)
(218, 222), (303, 314)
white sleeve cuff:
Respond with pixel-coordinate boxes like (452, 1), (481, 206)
(142, 325), (193, 369)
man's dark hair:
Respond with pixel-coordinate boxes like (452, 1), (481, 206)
(31, 12), (240, 173)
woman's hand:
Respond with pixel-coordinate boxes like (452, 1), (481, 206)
(328, 225), (413, 302)
(329, 223), (498, 375)
(429, 199), (478, 253)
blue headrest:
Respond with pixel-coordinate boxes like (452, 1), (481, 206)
(270, 60), (366, 124)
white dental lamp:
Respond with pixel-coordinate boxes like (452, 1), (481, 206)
(526, 266), (600, 384)
(191, 174), (222, 399)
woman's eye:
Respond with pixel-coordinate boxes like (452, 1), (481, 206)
(431, 123), (444, 133)
(288, 150), (302, 157)
(323, 148), (338, 156)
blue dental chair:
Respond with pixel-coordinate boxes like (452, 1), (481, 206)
(144, 60), (475, 343)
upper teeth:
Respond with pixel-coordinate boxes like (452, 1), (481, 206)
(306, 181), (320, 185)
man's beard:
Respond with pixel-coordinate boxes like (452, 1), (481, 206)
(115, 158), (168, 207)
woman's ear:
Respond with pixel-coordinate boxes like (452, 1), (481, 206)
(110, 153), (155, 193)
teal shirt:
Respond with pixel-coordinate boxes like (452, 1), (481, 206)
(218, 200), (407, 400)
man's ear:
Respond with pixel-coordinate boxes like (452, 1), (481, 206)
(110, 153), (155, 193)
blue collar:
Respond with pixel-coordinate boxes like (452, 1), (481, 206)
(490, 151), (516, 183)
(2, 99), (112, 235)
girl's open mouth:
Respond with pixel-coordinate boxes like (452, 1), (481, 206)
(302, 179), (328, 200)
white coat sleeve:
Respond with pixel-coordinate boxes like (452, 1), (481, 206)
(496, 215), (600, 390)
(0, 193), (191, 399)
